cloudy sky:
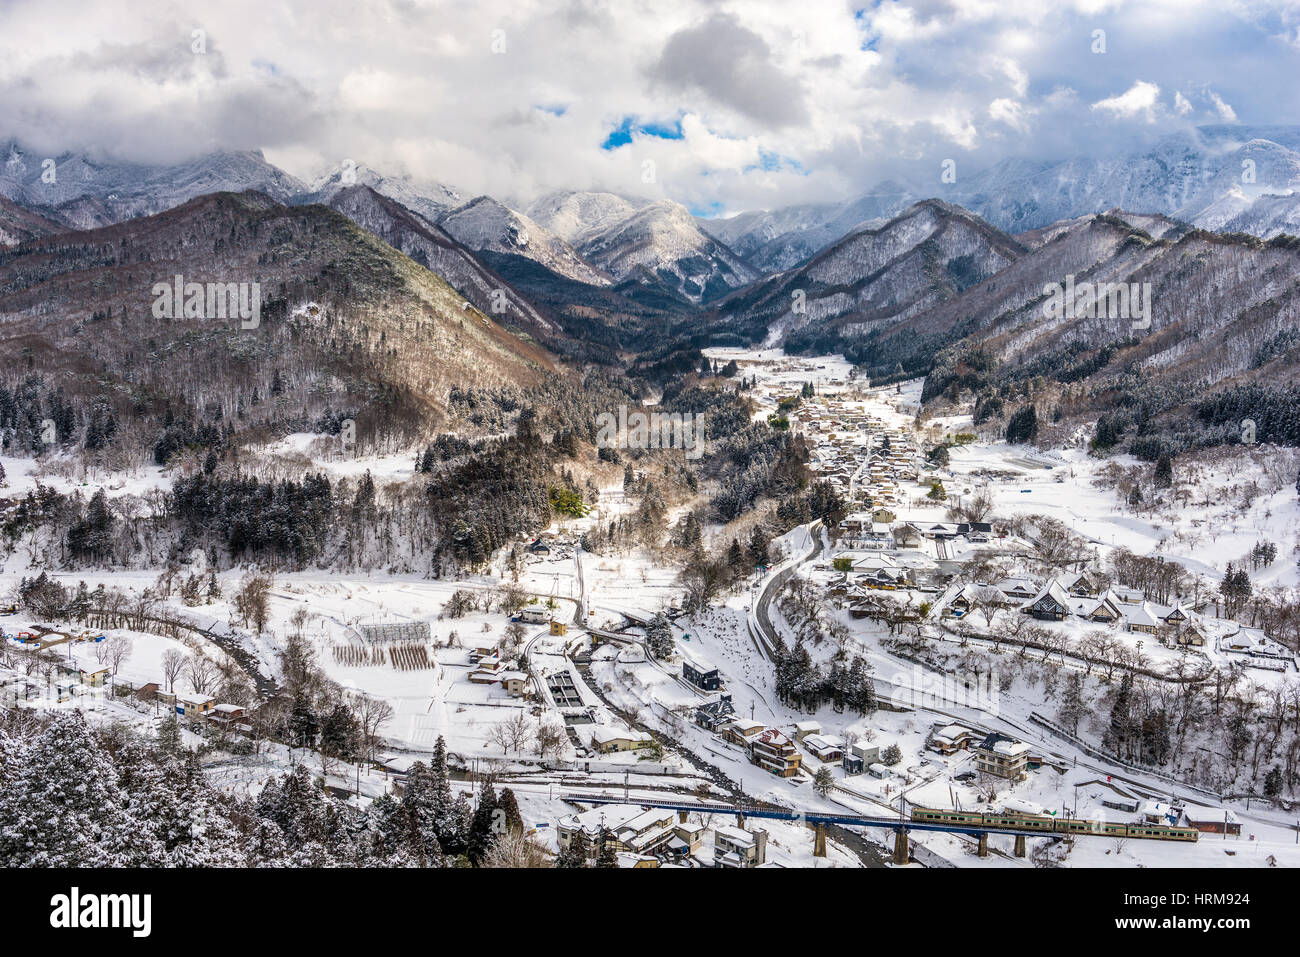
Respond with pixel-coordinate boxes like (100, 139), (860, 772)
(2, 0), (1298, 215)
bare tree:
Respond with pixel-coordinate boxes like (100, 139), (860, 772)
(186, 653), (219, 695)
(504, 711), (534, 754)
(488, 720), (512, 754)
(105, 634), (132, 676)
(480, 829), (552, 868)
(233, 573), (273, 633)
(92, 637), (112, 667)
(161, 648), (186, 694)
(352, 694), (395, 762)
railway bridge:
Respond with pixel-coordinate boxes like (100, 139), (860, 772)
(560, 793), (1049, 863)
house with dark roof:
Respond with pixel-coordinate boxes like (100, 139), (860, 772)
(1024, 581), (1070, 621)
(680, 647), (720, 691)
(695, 693), (737, 732)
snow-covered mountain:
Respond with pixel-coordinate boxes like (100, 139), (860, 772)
(297, 161), (462, 224)
(0, 143), (305, 227)
(0, 194), (64, 246)
(698, 182), (916, 273)
(324, 185), (559, 339)
(948, 126), (1300, 234)
(716, 198), (1023, 347)
(522, 189), (759, 301)
(525, 190), (651, 244)
(436, 195), (611, 286)
(558, 197), (759, 302)
(697, 126), (1300, 275)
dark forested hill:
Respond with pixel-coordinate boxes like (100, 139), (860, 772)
(0, 190), (559, 460)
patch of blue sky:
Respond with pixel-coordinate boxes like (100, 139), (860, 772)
(600, 115), (685, 150)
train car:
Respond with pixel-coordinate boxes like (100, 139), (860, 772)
(911, 807), (1198, 842)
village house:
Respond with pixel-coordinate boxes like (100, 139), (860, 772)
(802, 734), (844, 763)
(468, 654), (504, 683)
(1123, 601), (1159, 635)
(1141, 801), (1179, 825)
(851, 740), (882, 765)
(721, 718), (765, 746)
(1181, 805), (1241, 836)
(670, 820), (706, 856)
(1024, 581), (1071, 621)
(793, 720), (822, 741)
(995, 577), (1039, 601)
(928, 723), (979, 755)
(975, 732), (1030, 781)
(589, 725), (653, 754)
(695, 694), (737, 731)
(1058, 571), (1101, 598)
(557, 804), (677, 858)
(891, 523), (924, 549)
(176, 691), (216, 719)
(206, 704), (254, 737)
(1170, 621), (1208, 648)
(680, 648), (721, 692)
(78, 666), (109, 687)
(713, 825), (769, 867)
(499, 671), (528, 697)
(749, 728), (802, 777)
(1219, 626), (1295, 666)
(1074, 592), (1123, 623)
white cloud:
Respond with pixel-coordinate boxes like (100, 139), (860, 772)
(1091, 80), (1163, 121)
(0, 0), (1290, 213)
(988, 98), (1029, 131)
(1207, 90), (1238, 122)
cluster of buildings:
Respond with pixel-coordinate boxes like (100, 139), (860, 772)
(793, 394), (921, 512)
(693, 694), (802, 777)
(556, 803), (773, 867)
(468, 636), (529, 695)
(933, 571), (1297, 669)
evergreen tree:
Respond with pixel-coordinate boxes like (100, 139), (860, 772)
(320, 702), (360, 762)
(0, 712), (159, 866)
(556, 829), (590, 867)
(595, 827), (618, 868)
(466, 780), (499, 865)
(1104, 672), (1135, 759)
(1057, 671), (1087, 735)
(726, 538), (745, 578)
(1264, 766), (1283, 799)
(645, 612), (674, 659)
(747, 526), (771, 568)
(67, 488), (115, 562)
(497, 787), (524, 834)
(1005, 404), (1038, 443)
(1153, 454), (1174, 488)
(287, 697), (319, 748)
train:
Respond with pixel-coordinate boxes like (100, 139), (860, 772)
(911, 806), (1200, 842)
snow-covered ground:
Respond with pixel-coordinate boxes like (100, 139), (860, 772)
(4, 346), (1299, 867)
